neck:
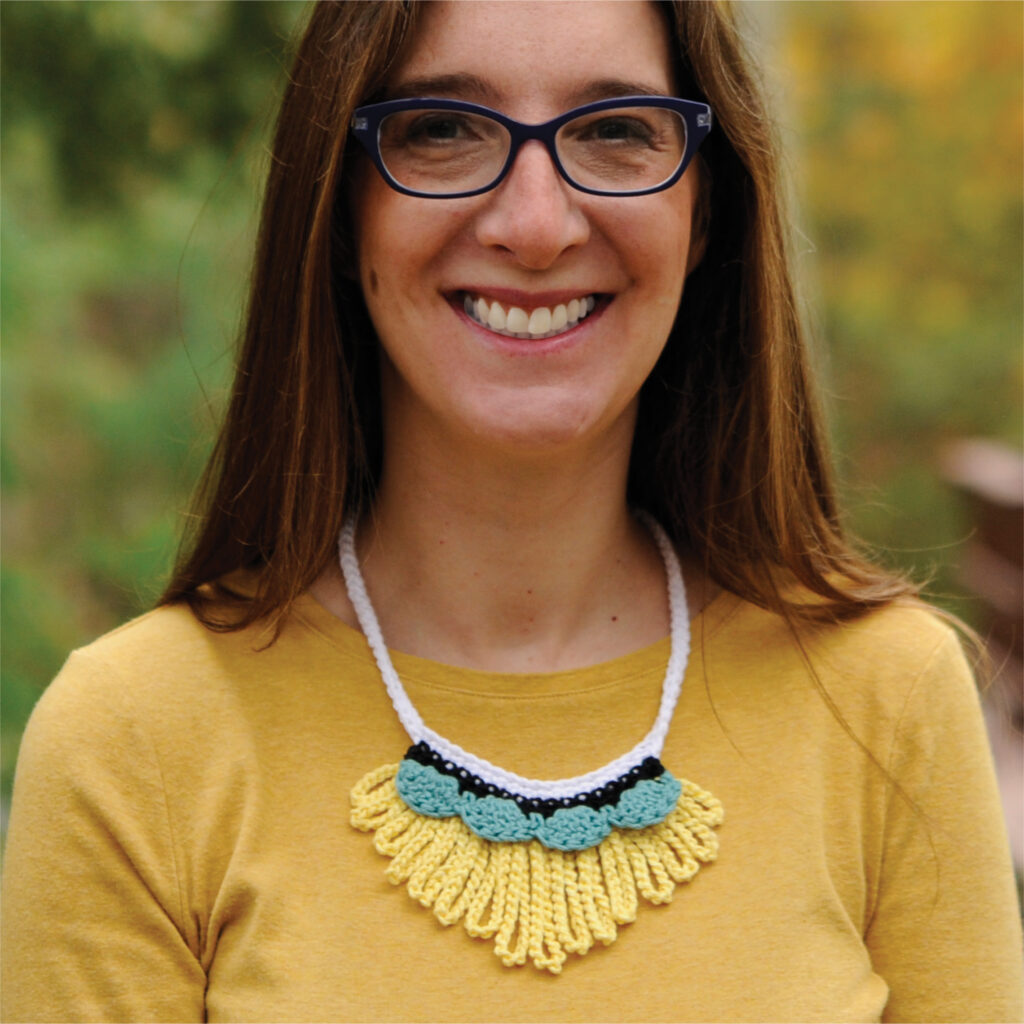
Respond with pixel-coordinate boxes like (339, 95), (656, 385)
(364, 414), (667, 670)
(311, 405), (716, 673)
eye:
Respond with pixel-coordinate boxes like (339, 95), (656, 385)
(556, 106), (686, 191)
(407, 113), (475, 143)
(379, 109), (504, 158)
(590, 117), (656, 144)
(390, 111), (498, 150)
(570, 113), (660, 148)
(375, 107), (510, 190)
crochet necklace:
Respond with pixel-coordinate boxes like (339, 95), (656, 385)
(344, 513), (722, 973)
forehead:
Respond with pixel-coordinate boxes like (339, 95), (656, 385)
(387, 1), (676, 111)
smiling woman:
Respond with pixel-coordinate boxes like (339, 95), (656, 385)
(2, 2), (1021, 1022)
(353, 2), (702, 467)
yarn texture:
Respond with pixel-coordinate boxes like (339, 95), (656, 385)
(394, 749), (683, 850)
(341, 511), (724, 971)
(351, 762), (723, 973)
(338, 511), (690, 800)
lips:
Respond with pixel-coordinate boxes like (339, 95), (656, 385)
(460, 291), (599, 340)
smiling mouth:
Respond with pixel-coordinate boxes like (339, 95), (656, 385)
(460, 292), (599, 340)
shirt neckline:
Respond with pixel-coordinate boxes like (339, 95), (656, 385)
(292, 583), (741, 698)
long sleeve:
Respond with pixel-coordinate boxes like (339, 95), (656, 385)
(864, 631), (1023, 1022)
(1, 650), (207, 1023)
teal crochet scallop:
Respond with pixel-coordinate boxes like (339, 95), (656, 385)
(535, 805), (611, 851)
(462, 794), (538, 843)
(394, 760), (461, 816)
(608, 777), (682, 829)
(394, 758), (682, 852)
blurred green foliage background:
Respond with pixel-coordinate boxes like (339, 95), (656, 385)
(2, 1), (1022, 817)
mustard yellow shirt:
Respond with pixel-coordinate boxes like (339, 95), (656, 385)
(2, 589), (1021, 1022)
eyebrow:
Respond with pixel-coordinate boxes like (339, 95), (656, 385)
(572, 79), (670, 103)
(385, 74), (671, 109)
(386, 74), (502, 104)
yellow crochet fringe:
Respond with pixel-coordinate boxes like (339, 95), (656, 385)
(351, 763), (723, 973)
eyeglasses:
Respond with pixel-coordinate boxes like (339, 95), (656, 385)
(350, 96), (712, 199)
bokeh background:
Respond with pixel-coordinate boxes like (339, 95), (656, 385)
(3, 1), (1022, 857)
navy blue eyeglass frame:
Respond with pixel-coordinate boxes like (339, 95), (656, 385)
(350, 95), (713, 199)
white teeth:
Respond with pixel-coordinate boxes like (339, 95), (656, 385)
(505, 307), (529, 333)
(487, 302), (507, 330)
(527, 307), (551, 335)
(462, 293), (597, 339)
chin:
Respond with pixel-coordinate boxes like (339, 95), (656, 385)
(462, 393), (632, 457)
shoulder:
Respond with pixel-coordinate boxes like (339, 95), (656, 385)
(808, 600), (972, 699)
(827, 597), (962, 650)
(24, 591), (363, 758)
(41, 601), (269, 714)
(706, 595), (977, 736)
(816, 602), (979, 739)
(714, 594), (967, 676)
(20, 605), (240, 766)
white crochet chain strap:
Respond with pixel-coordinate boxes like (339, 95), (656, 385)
(338, 511), (690, 801)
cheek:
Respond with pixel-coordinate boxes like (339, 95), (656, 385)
(651, 175), (699, 280)
(356, 195), (455, 299)
(665, 197), (697, 280)
(607, 190), (696, 293)
(352, 167), (408, 296)
(355, 204), (386, 293)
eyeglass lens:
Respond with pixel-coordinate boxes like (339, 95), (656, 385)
(376, 105), (688, 196)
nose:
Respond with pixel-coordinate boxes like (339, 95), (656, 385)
(473, 140), (590, 270)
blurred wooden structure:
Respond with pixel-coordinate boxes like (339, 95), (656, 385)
(941, 438), (1023, 871)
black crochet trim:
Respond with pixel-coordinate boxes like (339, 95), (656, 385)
(403, 742), (666, 818)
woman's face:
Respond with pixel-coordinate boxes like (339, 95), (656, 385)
(353, 0), (701, 459)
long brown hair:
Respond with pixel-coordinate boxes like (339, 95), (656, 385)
(162, 0), (918, 631)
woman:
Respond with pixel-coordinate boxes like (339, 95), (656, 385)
(3, 2), (1021, 1021)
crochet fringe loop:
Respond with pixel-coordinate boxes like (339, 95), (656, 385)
(351, 763), (723, 973)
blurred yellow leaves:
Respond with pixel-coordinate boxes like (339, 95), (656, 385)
(780, 0), (1021, 427)
(768, 0), (1022, 598)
